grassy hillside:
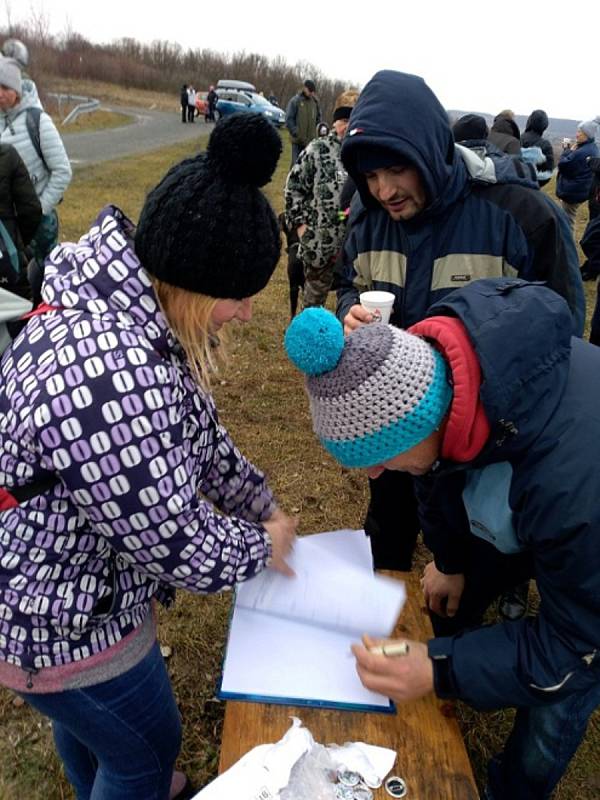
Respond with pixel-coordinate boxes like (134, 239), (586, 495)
(0, 106), (598, 798)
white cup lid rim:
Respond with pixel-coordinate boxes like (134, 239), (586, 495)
(360, 290), (395, 304)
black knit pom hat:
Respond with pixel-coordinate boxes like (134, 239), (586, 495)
(135, 113), (282, 299)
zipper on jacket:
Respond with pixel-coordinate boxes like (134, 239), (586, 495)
(399, 225), (411, 326)
(24, 666), (39, 689)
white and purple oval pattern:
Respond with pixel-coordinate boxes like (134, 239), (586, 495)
(0, 208), (273, 670)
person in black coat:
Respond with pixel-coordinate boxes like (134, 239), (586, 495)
(180, 84), (188, 123)
(206, 86), (218, 122)
(0, 142), (42, 297)
(488, 110), (521, 155)
(556, 120), (599, 228)
(521, 110), (555, 187)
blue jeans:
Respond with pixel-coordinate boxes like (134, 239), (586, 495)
(21, 642), (182, 800)
(486, 675), (600, 799)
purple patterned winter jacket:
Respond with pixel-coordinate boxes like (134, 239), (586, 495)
(0, 206), (274, 675)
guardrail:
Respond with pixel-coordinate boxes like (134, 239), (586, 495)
(46, 93), (101, 125)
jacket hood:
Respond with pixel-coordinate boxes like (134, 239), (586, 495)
(426, 279), (573, 457)
(341, 70), (467, 218)
(491, 115), (520, 139)
(525, 109), (549, 134)
(41, 205), (173, 355)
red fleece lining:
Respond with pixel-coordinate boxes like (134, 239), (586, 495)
(409, 316), (490, 462)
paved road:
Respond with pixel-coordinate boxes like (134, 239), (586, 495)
(60, 106), (212, 167)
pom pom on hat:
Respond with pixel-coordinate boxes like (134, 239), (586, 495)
(135, 113), (282, 300)
(284, 308), (344, 375)
(207, 113), (282, 186)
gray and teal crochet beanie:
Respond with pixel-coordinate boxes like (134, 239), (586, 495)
(284, 308), (452, 468)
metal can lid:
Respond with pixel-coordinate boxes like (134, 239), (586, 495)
(338, 769), (361, 787)
(385, 775), (407, 797)
(335, 784), (356, 800)
(353, 786), (373, 800)
(363, 775), (383, 789)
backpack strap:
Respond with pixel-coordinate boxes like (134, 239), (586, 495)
(0, 472), (59, 510)
(23, 107), (49, 172)
(22, 302), (60, 319)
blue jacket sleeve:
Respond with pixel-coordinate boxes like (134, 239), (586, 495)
(428, 479), (600, 710)
(335, 227), (361, 323)
(536, 194), (585, 336)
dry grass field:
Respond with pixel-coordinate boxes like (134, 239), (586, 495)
(0, 106), (598, 798)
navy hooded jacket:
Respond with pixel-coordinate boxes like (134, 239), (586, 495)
(422, 279), (600, 710)
(337, 70), (584, 335)
(556, 138), (599, 204)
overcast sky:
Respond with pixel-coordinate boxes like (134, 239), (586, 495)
(6, 0), (598, 122)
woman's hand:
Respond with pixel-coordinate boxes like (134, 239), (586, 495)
(343, 304), (375, 335)
(351, 635), (433, 703)
(421, 561), (465, 618)
(262, 508), (298, 576)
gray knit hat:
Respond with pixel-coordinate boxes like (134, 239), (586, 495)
(284, 308), (452, 468)
(0, 56), (22, 96)
(578, 120), (598, 141)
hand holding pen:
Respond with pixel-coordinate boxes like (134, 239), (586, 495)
(351, 634), (434, 703)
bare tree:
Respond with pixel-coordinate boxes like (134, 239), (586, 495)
(0, 17), (359, 106)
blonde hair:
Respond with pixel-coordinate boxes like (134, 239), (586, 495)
(334, 89), (359, 111)
(151, 278), (226, 390)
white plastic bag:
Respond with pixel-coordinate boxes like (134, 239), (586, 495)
(279, 743), (338, 800)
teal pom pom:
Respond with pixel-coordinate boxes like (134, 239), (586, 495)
(284, 308), (344, 376)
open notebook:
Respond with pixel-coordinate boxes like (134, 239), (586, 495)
(218, 530), (406, 713)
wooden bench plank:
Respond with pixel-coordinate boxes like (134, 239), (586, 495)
(219, 571), (478, 799)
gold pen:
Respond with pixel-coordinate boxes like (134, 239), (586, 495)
(368, 640), (410, 657)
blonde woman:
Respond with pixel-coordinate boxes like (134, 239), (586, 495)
(0, 114), (296, 800)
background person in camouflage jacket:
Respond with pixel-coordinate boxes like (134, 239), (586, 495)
(284, 90), (358, 307)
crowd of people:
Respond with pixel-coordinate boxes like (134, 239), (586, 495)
(0, 38), (599, 800)
(179, 83), (218, 123)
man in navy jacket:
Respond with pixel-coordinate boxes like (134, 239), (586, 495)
(336, 70), (585, 589)
(286, 280), (599, 799)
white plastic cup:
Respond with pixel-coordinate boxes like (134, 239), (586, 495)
(359, 290), (395, 324)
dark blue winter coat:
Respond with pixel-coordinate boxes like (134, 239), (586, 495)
(337, 70), (584, 335)
(423, 279), (600, 710)
(556, 138), (600, 204)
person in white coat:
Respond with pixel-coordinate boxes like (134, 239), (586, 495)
(0, 56), (72, 270)
(187, 85), (196, 122)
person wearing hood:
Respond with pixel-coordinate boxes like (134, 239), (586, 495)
(0, 114), (297, 800)
(521, 109), (555, 187)
(452, 112), (539, 187)
(335, 69), (584, 588)
(556, 119), (599, 228)
(285, 280), (600, 799)
(0, 55), (72, 269)
(488, 109), (521, 155)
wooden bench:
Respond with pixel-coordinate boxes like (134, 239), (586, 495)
(219, 571), (478, 799)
